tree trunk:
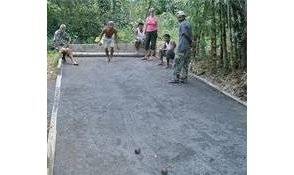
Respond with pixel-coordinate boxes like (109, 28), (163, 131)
(219, 2), (224, 68)
(232, 4), (241, 69)
(220, 1), (229, 73)
(210, 1), (217, 73)
(228, 3), (238, 70)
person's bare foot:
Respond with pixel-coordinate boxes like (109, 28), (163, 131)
(180, 77), (188, 84)
(169, 79), (180, 84)
(72, 60), (78, 65)
(166, 64), (172, 68)
(149, 56), (156, 60)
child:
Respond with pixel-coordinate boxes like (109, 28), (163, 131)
(134, 22), (145, 54)
(158, 34), (176, 68)
(165, 41), (176, 68)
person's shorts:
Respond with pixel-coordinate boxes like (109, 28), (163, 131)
(166, 50), (175, 60)
(103, 37), (115, 49)
(55, 46), (69, 53)
(135, 37), (145, 45)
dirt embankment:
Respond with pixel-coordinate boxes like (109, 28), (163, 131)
(47, 51), (59, 81)
(191, 60), (247, 102)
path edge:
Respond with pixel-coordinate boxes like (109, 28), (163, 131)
(47, 58), (63, 175)
(190, 73), (247, 106)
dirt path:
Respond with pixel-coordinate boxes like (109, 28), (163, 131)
(53, 57), (246, 175)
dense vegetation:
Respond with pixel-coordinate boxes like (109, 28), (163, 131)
(48, 0), (247, 99)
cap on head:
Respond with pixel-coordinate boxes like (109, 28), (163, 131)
(176, 11), (186, 17)
(60, 24), (66, 29)
(108, 21), (114, 27)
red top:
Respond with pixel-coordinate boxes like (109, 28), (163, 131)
(145, 16), (158, 32)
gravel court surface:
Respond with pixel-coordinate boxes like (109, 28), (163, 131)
(54, 56), (246, 175)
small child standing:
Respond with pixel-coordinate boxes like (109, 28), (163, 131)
(134, 22), (145, 54)
(165, 41), (176, 68)
(158, 34), (176, 68)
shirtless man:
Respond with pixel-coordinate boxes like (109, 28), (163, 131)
(96, 21), (119, 62)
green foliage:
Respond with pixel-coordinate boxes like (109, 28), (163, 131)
(47, 50), (60, 67)
(157, 12), (178, 41)
(47, 37), (55, 50)
(47, 0), (131, 43)
(118, 27), (133, 43)
(183, 0), (247, 72)
(47, 0), (246, 72)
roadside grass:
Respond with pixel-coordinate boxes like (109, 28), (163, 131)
(191, 59), (247, 102)
(47, 50), (60, 138)
(47, 50), (60, 80)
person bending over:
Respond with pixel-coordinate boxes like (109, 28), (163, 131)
(53, 24), (78, 65)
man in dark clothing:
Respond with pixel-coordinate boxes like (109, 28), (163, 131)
(169, 11), (193, 83)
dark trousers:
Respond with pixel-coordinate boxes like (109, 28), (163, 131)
(145, 30), (157, 50)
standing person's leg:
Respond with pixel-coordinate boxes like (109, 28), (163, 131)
(166, 58), (170, 68)
(105, 48), (110, 62)
(150, 31), (157, 58)
(109, 38), (115, 61)
(158, 49), (165, 65)
(170, 52), (185, 83)
(171, 51), (175, 68)
(141, 39), (145, 51)
(104, 38), (110, 62)
(135, 39), (140, 53)
(143, 32), (151, 60)
(181, 50), (191, 83)
(110, 47), (114, 59)
(165, 50), (173, 68)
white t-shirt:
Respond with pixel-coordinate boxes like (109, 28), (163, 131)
(136, 28), (145, 39)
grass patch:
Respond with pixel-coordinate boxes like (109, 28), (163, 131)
(47, 50), (60, 80)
